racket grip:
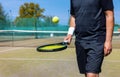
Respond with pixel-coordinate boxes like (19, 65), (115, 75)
(63, 40), (69, 45)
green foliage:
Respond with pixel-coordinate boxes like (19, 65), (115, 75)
(14, 17), (36, 27)
(14, 2), (59, 28)
(14, 2), (47, 28)
(115, 24), (120, 27)
(19, 2), (45, 18)
(0, 3), (9, 29)
(114, 24), (120, 31)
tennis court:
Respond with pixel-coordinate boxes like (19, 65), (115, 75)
(0, 31), (120, 77)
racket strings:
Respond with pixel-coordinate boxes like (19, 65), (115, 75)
(39, 45), (65, 50)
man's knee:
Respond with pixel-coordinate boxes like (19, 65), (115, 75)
(86, 73), (99, 77)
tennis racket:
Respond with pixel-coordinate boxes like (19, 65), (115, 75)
(37, 41), (68, 52)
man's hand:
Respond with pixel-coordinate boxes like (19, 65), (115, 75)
(104, 41), (112, 56)
(64, 34), (72, 45)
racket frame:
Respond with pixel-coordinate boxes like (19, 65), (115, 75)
(37, 42), (68, 52)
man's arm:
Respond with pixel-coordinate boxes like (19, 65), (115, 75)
(104, 10), (114, 56)
(69, 15), (76, 28)
(64, 15), (76, 44)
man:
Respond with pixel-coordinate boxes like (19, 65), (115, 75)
(64, 0), (114, 77)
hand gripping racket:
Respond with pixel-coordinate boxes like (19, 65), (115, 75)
(37, 41), (68, 52)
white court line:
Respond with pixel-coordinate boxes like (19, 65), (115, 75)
(0, 47), (25, 53)
(104, 60), (120, 63)
(0, 58), (120, 63)
(0, 58), (75, 61)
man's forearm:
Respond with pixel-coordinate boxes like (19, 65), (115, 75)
(67, 15), (76, 35)
(105, 10), (114, 42)
(69, 15), (76, 28)
(64, 15), (76, 43)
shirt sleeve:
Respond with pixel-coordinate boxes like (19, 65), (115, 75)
(101, 0), (114, 11)
(70, 0), (75, 15)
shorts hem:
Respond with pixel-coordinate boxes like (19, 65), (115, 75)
(80, 71), (101, 74)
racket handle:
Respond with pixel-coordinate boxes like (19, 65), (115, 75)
(63, 40), (69, 45)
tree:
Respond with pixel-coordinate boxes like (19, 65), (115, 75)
(14, 2), (45, 28)
(19, 2), (45, 18)
(14, 2), (45, 39)
(14, 2), (59, 28)
(0, 3), (8, 29)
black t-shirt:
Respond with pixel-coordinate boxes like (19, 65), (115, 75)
(70, 0), (114, 41)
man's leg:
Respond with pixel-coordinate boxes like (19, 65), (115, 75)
(83, 42), (104, 77)
(75, 41), (104, 76)
(85, 73), (99, 77)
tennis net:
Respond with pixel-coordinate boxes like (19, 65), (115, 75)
(0, 30), (70, 47)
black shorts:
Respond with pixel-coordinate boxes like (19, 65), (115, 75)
(75, 40), (104, 74)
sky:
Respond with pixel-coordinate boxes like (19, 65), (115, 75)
(0, 0), (120, 25)
(113, 0), (120, 24)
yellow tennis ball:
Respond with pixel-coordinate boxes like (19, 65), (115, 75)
(52, 16), (59, 23)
